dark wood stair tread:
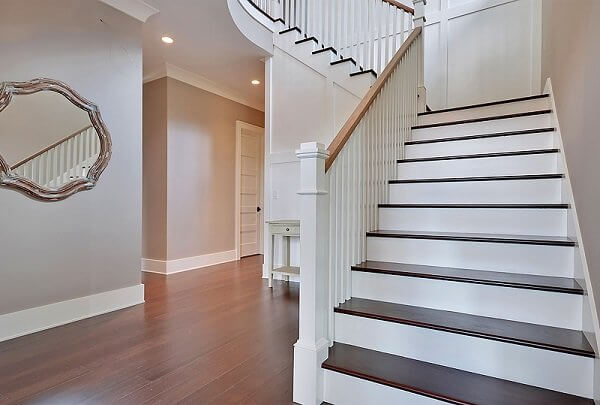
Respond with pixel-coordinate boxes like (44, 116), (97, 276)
(350, 69), (377, 78)
(397, 149), (559, 163)
(352, 261), (583, 294)
(366, 230), (576, 246)
(295, 36), (318, 44)
(418, 94), (549, 117)
(331, 57), (357, 66)
(405, 127), (555, 145)
(412, 110), (552, 130)
(389, 173), (564, 184)
(312, 46), (337, 55)
(323, 343), (593, 405)
(335, 298), (594, 357)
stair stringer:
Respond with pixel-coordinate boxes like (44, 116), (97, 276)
(545, 78), (600, 402)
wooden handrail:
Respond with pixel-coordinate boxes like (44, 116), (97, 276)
(325, 26), (421, 172)
(383, 0), (415, 14)
(11, 125), (93, 170)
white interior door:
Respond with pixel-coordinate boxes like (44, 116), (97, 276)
(237, 122), (264, 258)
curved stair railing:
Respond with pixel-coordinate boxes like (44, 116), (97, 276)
(292, 2), (425, 403)
(11, 125), (100, 189)
(249, 0), (416, 75)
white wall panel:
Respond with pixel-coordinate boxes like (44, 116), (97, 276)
(423, 0), (542, 109)
(264, 46), (361, 277)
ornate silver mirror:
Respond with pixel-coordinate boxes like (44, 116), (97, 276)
(0, 78), (111, 201)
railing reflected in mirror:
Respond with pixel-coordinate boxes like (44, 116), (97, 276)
(0, 78), (111, 201)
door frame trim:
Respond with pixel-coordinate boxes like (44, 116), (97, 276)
(235, 120), (265, 260)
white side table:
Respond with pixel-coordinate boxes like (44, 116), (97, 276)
(267, 220), (300, 288)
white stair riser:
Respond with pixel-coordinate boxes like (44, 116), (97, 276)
(340, 72), (376, 96)
(397, 153), (558, 180)
(275, 31), (302, 49)
(329, 61), (354, 76)
(335, 314), (594, 398)
(351, 271), (582, 329)
(366, 237), (574, 277)
(378, 207), (567, 236)
(294, 39), (318, 56)
(310, 50), (336, 71)
(412, 114), (552, 141)
(324, 370), (443, 405)
(389, 178), (562, 204)
(405, 132), (555, 159)
(417, 98), (550, 126)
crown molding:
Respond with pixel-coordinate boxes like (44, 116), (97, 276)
(99, 0), (159, 22)
(143, 63), (265, 112)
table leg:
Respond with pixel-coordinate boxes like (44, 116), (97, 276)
(268, 233), (274, 288)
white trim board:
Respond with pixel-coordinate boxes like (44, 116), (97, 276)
(142, 250), (238, 275)
(143, 63), (265, 112)
(545, 78), (600, 351)
(0, 284), (144, 343)
(98, 0), (159, 22)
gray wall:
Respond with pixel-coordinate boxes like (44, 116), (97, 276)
(0, 0), (143, 315)
(142, 78), (264, 261)
(541, 0), (600, 318)
(142, 78), (168, 261)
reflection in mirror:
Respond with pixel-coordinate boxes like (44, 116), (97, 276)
(0, 91), (100, 190)
(0, 78), (111, 201)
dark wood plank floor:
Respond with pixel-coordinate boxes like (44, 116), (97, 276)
(0, 255), (299, 404)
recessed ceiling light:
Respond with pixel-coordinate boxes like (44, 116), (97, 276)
(161, 36), (174, 44)
(251, 79), (260, 85)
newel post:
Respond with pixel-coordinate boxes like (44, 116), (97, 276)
(293, 142), (330, 405)
(413, 0), (427, 113)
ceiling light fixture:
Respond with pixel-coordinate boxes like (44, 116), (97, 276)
(161, 36), (174, 44)
(251, 79), (261, 85)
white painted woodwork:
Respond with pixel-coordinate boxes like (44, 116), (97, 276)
(326, 29), (421, 325)
(378, 206), (567, 236)
(293, 19), (424, 403)
(351, 271), (582, 329)
(422, 0), (542, 109)
(411, 113), (552, 141)
(366, 236), (574, 277)
(293, 142), (330, 405)
(389, 177), (563, 204)
(324, 370), (443, 405)
(417, 96), (550, 126)
(545, 79), (600, 362)
(335, 313), (594, 398)
(237, 122), (264, 258)
(397, 152), (558, 180)
(12, 126), (100, 189)
(405, 130), (555, 158)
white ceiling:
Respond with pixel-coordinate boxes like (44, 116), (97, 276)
(142, 0), (268, 110)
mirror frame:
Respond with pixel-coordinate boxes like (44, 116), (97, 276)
(0, 78), (112, 202)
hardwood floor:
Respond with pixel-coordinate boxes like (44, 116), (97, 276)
(0, 255), (299, 404)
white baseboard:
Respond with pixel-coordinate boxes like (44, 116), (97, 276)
(142, 250), (237, 275)
(0, 284), (144, 343)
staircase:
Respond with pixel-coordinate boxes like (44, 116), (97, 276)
(322, 95), (595, 403)
(270, 0), (597, 403)
(294, 87), (596, 403)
